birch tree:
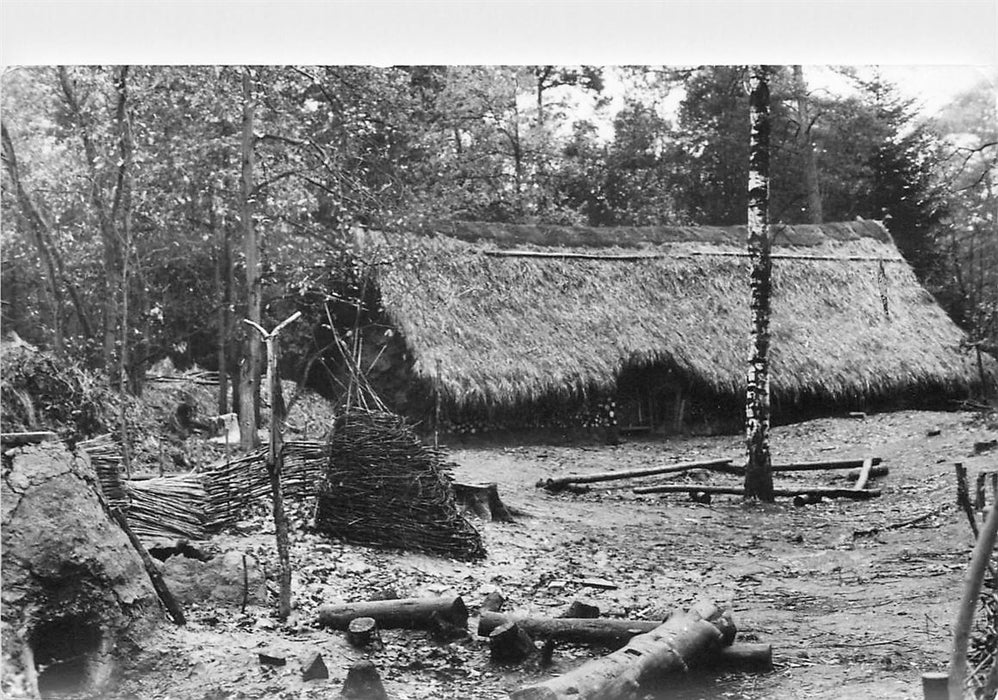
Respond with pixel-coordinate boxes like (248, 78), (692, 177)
(744, 65), (775, 501)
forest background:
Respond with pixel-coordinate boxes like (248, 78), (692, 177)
(1, 5), (996, 432)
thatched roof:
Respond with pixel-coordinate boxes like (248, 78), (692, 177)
(365, 221), (993, 409)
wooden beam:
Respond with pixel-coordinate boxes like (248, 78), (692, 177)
(0, 431), (59, 446)
(634, 484), (881, 500)
(538, 458), (735, 491)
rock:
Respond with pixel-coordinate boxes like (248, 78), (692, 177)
(2, 443), (159, 698)
(342, 660), (388, 700)
(161, 550), (266, 606)
(301, 651), (328, 681)
(258, 652), (286, 666)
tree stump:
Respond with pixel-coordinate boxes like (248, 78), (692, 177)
(490, 621), (537, 664)
(453, 482), (514, 521)
(347, 617), (380, 648)
(342, 660), (388, 700)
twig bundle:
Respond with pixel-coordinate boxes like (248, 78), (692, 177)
(79, 433), (129, 510)
(125, 474), (206, 540)
(315, 409), (485, 561)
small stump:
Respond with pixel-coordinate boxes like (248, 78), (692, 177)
(489, 621), (536, 664)
(347, 617), (381, 648)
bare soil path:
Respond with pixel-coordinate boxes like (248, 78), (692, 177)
(114, 409), (997, 700)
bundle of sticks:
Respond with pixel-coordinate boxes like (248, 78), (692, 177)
(315, 409), (485, 561)
(78, 433), (129, 511)
(125, 473), (206, 540)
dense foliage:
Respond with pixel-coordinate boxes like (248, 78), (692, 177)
(1, 65), (995, 397)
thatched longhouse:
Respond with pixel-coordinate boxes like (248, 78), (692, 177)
(348, 221), (994, 434)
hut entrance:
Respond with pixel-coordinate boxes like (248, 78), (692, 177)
(616, 366), (688, 435)
(30, 616), (106, 697)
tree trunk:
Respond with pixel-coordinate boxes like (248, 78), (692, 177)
(1, 122), (66, 350)
(745, 65), (775, 502)
(238, 68), (262, 450)
(793, 65), (823, 224)
(211, 188), (231, 414)
(57, 66), (123, 372)
(317, 596), (468, 630)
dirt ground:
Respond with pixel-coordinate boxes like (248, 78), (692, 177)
(111, 409), (998, 700)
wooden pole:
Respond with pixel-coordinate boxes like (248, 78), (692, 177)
(852, 457), (875, 491)
(243, 311), (301, 621)
(948, 496), (998, 700)
(539, 458), (735, 491)
(634, 484), (881, 500)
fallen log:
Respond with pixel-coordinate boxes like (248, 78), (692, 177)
(510, 601), (731, 700)
(633, 484), (881, 500)
(478, 611), (660, 646)
(538, 458), (735, 491)
(318, 595), (467, 630)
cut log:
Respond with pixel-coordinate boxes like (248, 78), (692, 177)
(0, 431), (59, 446)
(701, 643), (773, 672)
(480, 590), (506, 613)
(538, 458), (734, 491)
(852, 457), (875, 491)
(318, 595), (467, 630)
(844, 464), (889, 482)
(342, 660), (388, 700)
(490, 621), (536, 664)
(453, 481), (514, 521)
(633, 484), (881, 500)
(510, 601), (731, 700)
(479, 612), (661, 647)
(559, 601), (600, 619)
(346, 617), (380, 647)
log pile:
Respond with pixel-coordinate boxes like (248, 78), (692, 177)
(314, 409), (485, 561)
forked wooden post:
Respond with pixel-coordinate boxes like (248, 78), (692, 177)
(243, 311), (301, 621)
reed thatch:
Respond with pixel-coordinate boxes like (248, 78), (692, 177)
(366, 221), (994, 411)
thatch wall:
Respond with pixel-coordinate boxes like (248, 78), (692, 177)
(365, 221), (993, 414)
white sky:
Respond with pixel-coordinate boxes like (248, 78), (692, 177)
(2, 1), (995, 124)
